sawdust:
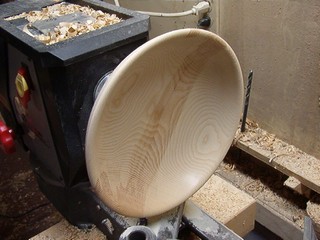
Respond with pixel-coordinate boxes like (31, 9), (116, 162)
(306, 195), (320, 237)
(217, 153), (307, 230)
(307, 198), (320, 222)
(30, 219), (107, 240)
(234, 119), (320, 193)
(5, 2), (122, 45)
(234, 119), (303, 155)
(191, 175), (255, 224)
(11, 170), (33, 188)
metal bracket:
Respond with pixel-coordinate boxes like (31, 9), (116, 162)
(182, 200), (243, 240)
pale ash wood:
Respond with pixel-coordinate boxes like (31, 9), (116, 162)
(86, 29), (243, 218)
(191, 174), (256, 237)
(235, 140), (320, 195)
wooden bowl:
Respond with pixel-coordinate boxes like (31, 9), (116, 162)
(86, 29), (243, 218)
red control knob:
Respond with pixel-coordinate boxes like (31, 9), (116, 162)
(0, 121), (15, 154)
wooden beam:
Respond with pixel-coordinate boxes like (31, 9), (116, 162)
(284, 176), (312, 198)
(216, 158), (306, 240)
(235, 140), (320, 195)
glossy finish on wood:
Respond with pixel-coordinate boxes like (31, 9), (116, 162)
(86, 29), (243, 217)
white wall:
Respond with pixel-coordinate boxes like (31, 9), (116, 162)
(218, 0), (320, 158)
(106, 0), (320, 159)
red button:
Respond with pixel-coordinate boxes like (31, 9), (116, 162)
(0, 121), (15, 154)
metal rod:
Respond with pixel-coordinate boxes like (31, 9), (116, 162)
(241, 70), (253, 132)
(303, 216), (318, 240)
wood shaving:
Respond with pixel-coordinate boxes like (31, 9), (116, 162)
(191, 174), (255, 225)
(5, 2), (123, 45)
(269, 153), (291, 163)
(235, 119), (308, 158)
(30, 219), (107, 240)
(307, 199), (320, 223)
(306, 196), (320, 238)
(217, 159), (306, 230)
(234, 119), (320, 195)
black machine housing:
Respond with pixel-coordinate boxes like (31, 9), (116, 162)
(0, 0), (149, 236)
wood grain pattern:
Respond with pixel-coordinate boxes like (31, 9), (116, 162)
(86, 29), (243, 217)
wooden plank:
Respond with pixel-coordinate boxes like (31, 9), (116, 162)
(216, 159), (306, 240)
(191, 174), (256, 237)
(235, 140), (320, 195)
(284, 176), (312, 198)
(256, 201), (303, 240)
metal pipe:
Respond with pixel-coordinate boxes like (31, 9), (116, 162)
(113, 1), (211, 18)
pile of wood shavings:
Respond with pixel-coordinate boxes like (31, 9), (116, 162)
(234, 119), (305, 159)
(30, 219), (106, 240)
(234, 119), (320, 188)
(5, 3), (123, 45)
(307, 197), (320, 223)
(306, 195), (320, 237)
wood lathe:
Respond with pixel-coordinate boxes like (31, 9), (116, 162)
(0, 1), (244, 239)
